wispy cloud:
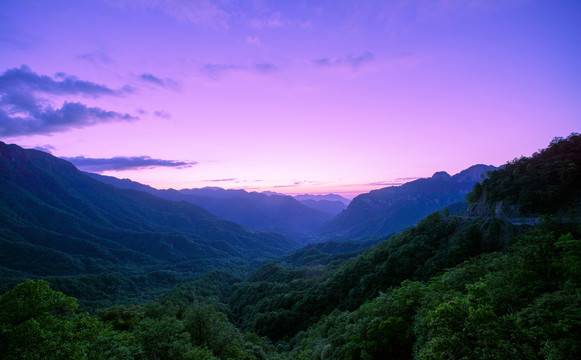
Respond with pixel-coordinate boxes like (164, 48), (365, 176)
(246, 36), (261, 46)
(200, 62), (278, 79)
(200, 63), (241, 79)
(77, 51), (113, 65)
(313, 52), (375, 69)
(272, 183), (302, 188)
(139, 73), (180, 90)
(348, 52), (374, 68)
(253, 62), (277, 73)
(140, 73), (164, 86)
(248, 12), (311, 29)
(114, 0), (230, 30)
(0, 65), (136, 136)
(62, 155), (197, 172)
(249, 12), (284, 29)
(205, 178), (236, 182)
(32, 144), (56, 154)
(153, 110), (171, 119)
(272, 180), (324, 188)
(0, 34), (33, 50)
(366, 177), (420, 186)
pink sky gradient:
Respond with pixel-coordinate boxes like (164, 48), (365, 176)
(1, 0), (579, 199)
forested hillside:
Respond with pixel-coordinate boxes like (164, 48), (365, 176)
(468, 133), (581, 216)
(0, 142), (295, 304)
(1, 135), (580, 359)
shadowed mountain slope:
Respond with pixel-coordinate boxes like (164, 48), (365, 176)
(295, 198), (347, 217)
(0, 142), (296, 279)
(86, 174), (331, 238)
(314, 164), (496, 241)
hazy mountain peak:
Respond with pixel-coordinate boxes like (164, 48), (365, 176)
(452, 164), (497, 183)
(262, 191), (287, 197)
(431, 171), (451, 180)
(294, 194), (351, 206)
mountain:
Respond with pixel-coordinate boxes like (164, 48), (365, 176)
(4, 136), (580, 360)
(0, 142), (296, 280)
(314, 164), (497, 241)
(292, 194), (350, 217)
(85, 174), (332, 238)
(296, 198), (347, 217)
(294, 193), (351, 206)
(467, 132), (581, 218)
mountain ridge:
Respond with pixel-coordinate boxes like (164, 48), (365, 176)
(0, 142), (296, 280)
(314, 164), (497, 241)
(85, 173), (335, 239)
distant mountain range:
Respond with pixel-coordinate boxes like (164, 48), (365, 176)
(294, 194), (351, 206)
(85, 162), (494, 244)
(293, 194), (350, 216)
(85, 173), (347, 238)
(313, 164), (497, 241)
(0, 142), (296, 279)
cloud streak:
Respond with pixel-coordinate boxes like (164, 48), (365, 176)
(205, 178), (236, 182)
(32, 144), (56, 154)
(0, 65), (123, 97)
(0, 102), (136, 136)
(366, 177), (420, 186)
(62, 155), (197, 172)
(313, 52), (375, 69)
(0, 65), (137, 136)
(153, 110), (171, 119)
(272, 180), (324, 188)
(200, 62), (278, 79)
(77, 51), (113, 65)
(139, 73), (179, 90)
(248, 12), (311, 29)
(115, 0), (230, 29)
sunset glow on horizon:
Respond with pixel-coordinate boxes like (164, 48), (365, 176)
(1, 0), (579, 199)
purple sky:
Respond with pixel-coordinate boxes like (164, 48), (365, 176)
(1, 0), (580, 198)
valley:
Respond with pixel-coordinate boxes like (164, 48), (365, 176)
(1, 134), (580, 359)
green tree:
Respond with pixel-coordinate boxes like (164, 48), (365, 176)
(133, 316), (193, 360)
(0, 280), (113, 360)
(555, 233), (581, 281)
(183, 304), (243, 359)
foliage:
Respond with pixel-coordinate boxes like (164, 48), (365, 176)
(289, 219), (581, 359)
(228, 212), (508, 343)
(0, 280), (122, 360)
(467, 133), (581, 214)
(2, 134), (581, 359)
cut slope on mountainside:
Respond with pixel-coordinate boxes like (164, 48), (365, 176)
(85, 173), (331, 238)
(0, 142), (296, 281)
(314, 164), (497, 241)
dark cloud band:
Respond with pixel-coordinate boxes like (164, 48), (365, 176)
(62, 155), (197, 172)
(0, 65), (137, 136)
(0, 65), (118, 97)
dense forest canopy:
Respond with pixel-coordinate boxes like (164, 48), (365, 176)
(467, 133), (581, 215)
